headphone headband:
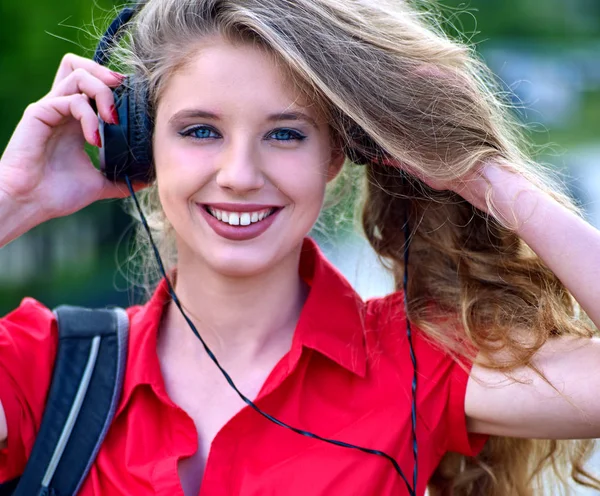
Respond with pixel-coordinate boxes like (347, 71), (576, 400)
(93, 7), (136, 66)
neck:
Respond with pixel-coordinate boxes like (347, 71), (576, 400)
(161, 242), (308, 364)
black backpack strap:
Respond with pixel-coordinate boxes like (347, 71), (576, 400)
(9, 306), (129, 496)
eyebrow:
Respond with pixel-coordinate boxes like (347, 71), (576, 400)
(169, 109), (320, 130)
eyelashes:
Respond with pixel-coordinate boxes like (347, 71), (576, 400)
(268, 128), (307, 142)
(180, 126), (219, 140)
(178, 125), (307, 143)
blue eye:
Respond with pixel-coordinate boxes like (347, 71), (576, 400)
(180, 126), (220, 140)
(268, 129), (306, 142)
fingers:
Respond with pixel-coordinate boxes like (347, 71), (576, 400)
(49, 67), (119, 125)
(32, 52), (128, 149)
(52, 53), (124, 90)
(25, 94), (102, 148)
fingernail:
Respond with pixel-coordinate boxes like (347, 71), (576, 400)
(110, 105), (119, 125)
(110, 71), (126, 83)
(94, 130), (102, 147)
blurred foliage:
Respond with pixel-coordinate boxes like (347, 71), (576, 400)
(0, 0), (119, 150)
(438, 0), (600, 149)
(2, 0), (600, 313)
(438, 0), (600, 42)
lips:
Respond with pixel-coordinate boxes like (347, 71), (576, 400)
(198, 204), (282, 241)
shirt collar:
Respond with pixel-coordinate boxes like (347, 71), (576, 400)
(293, 238), (367, 377)
(119, 237), (367, 412)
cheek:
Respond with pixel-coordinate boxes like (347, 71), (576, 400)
(154, 144), (214, 211)
(278, 144), (332, 193)
(278, 167), (329, 222)
(273, 158), (328, 199)
(155, 167), (187, 223)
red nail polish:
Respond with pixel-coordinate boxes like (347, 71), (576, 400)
(94, 130), (102, 147)
(110, 71), (126, 83)
(110, 105), (119, 125)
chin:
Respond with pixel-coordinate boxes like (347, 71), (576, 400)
(182, 237), (297, 279)
(208, 254), (274, 278)
(174, 216), (308, 278)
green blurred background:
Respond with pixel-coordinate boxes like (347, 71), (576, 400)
(2, 0), (600, 314)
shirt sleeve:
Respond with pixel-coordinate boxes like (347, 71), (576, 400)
(0, 298), (58, 482)
(411, 329), (488, 458)
(444, 356), (488, 456)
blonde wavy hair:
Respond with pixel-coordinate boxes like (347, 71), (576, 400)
(111, 0), (600, 493)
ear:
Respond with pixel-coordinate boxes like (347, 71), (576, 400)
(326, 146), (346, 182)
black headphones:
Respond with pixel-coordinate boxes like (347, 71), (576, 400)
(94, 5), (419, 495)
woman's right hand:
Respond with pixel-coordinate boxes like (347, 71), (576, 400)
(0, 53), (135, 222)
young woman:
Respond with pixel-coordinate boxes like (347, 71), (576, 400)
(0, 0), (599, 494)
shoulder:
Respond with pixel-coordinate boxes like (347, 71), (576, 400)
(0, 296), (148, 394)
(0, 297), (146, 347)
(1, 296), (55, 324)
(365, 290), (472, 383)
(0, 297), (147, 482)
(0, 297), (58, 357)
(365, 291), (452, 364)
(365, 291), (488, 456)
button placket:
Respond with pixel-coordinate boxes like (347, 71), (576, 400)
(199, 423), (239, 496)
(151, 400), (199, 495)
(199, 355), (303, 496)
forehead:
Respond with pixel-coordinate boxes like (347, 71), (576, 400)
(156, 37), (322, 120)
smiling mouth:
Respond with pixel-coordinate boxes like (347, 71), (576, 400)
(204, 206), (279, 226)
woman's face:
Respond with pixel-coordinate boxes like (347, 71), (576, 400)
(153, 37), (344, 277)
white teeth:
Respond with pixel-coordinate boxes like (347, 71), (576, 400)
(207, 207), (274, 226)
(228, 212), (240, 226)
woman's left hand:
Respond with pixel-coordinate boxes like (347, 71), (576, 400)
(396, 159), (493, 212)
(406, 160), (533, 219)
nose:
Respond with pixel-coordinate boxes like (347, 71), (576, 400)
(215, 139), (266, 193)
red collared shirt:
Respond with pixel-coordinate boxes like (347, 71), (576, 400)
(0, 238), (486, 495)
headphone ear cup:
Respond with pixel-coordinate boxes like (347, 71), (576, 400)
(127, 75), (154, 181)
(99, 75), (153, 182)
